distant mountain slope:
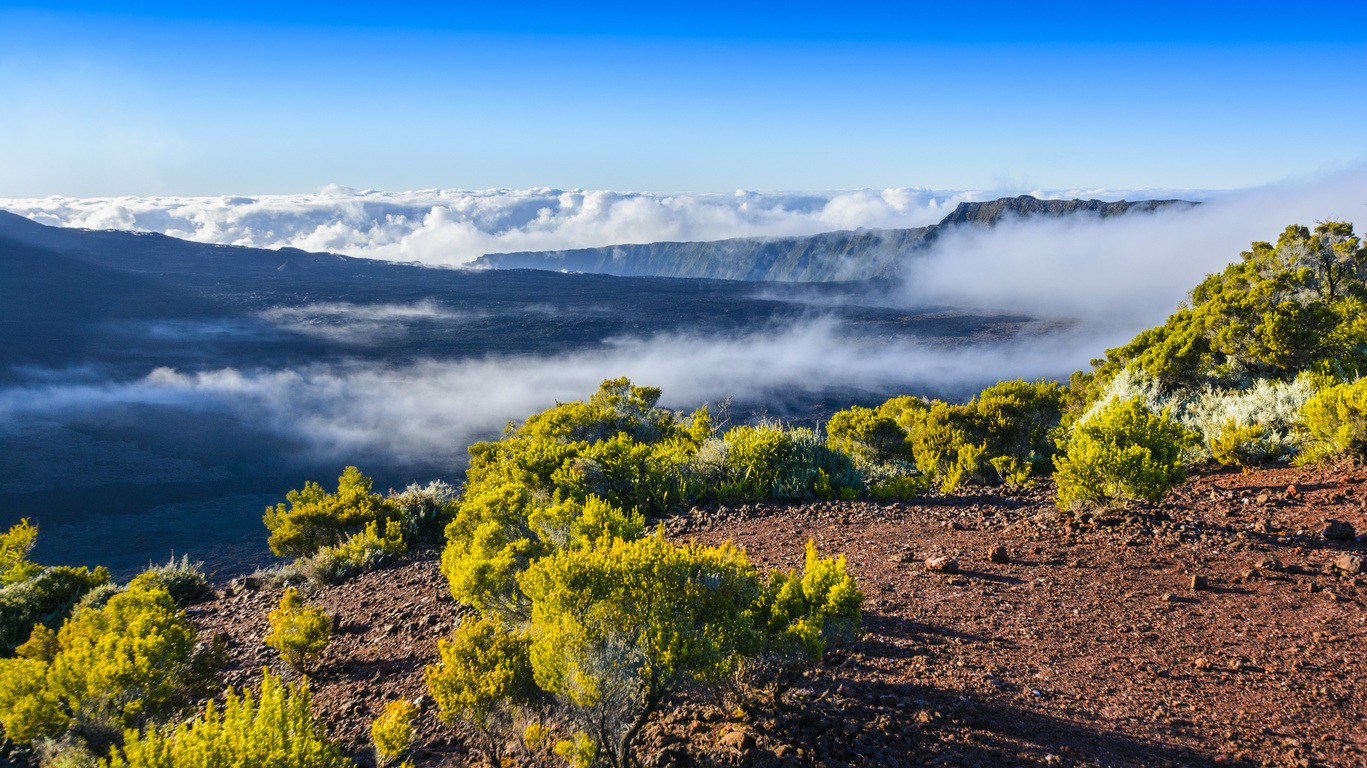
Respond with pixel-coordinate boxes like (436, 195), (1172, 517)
(473, 195), (1196, 281)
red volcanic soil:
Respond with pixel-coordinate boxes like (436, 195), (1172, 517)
(189, 463), (1367, 767)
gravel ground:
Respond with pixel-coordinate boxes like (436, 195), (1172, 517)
(185, 462), (1367, 768)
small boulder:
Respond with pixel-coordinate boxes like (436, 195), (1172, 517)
(988, 545), (1010, 564)
(718, 729), (755, 752)
(925, 556), (959, 573)
(1190, 574), (1209, 591)
(1322, 520), (1357, 541)
(1332, 553), (1364, 575)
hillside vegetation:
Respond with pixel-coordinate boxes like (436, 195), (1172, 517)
(1, 219), (1365, 768)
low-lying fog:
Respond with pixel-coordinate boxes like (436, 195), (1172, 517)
(2, 166), (1363, 576)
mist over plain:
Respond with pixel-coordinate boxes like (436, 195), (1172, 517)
(2, 166), (1363, 574)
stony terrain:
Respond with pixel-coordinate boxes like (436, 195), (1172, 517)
(192, 462), (1367, 767)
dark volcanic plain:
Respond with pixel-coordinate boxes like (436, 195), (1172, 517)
(194, 462), (1367, 768)
(0, 211), (1038, 576)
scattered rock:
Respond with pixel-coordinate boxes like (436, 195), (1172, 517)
(925, 556), (959, 573)
(1322, 520), (1356, 541)
(988, 544), (1010, 564)
(1332, 554), (1364, 575)
(1286, 484), (1299, 498)
(1193, 657), (1212, 671)
(718, 729), (755, 752)
(1255, 491), (1271, 506)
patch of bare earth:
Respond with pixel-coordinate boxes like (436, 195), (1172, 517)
(190, 463), (1367, 767)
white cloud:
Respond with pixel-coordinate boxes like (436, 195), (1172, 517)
(258, 301), (472, 343)
(0, 318), (1102, 470)
(0, 185), (1207, 266)
(899, 165), (1367, 331)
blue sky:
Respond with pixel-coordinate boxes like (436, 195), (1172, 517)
(2, 1), (1365, 196)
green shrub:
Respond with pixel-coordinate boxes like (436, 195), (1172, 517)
(1054, 396), (1191, 510)
(264, 588), (332, 675)
(0, 585), (201, 748)
(1, 519), (41, 586)
(102, 670), (352, 768)
(387, 480), (457, 547)
(0, 565), (111, 657)
(746, 541), (864, 707)
(264, 467), (400, 558)
(905, 402), (986, 492)
(1088, 221), (1367, 395)
(126, 556), (211, 607)
(301, 520), (407, 586)
(1209, 420), (1285, 469)
(425, 617), (535, 767)
(716, 424), (862, 502)
(370, 699), (417, 768)
(1299, 378), (1367, 463)
(825, 406), (908, 464)
(974, 379), (1068, 474)
(520, 534), (760, 768)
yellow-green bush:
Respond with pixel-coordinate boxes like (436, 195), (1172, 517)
(264, 467), (400, 558)
(1054, 396), (1191, 510)
(519, 533), (760, 768)
(1299, 377), (1367, 463)
(755, 541), (864, 661)
(1087, 221), (1367, 396)
(1, 519), (41, 587)
(905, 401), (986, 492)
(126, 556), (211, 608)
(0, 564), (111, 657)
(301, 520), (407, 586)
(1209, 420), (1283, 469)
(425, 617), (535, 766)
(370, 699), (417, 768)
(744, 541), (865, 707)
(825, 406), (908, 464)
(0, 585), (201, 748)
(715, 424), (862, 502)
(102, 670), (352, 768)
(264, 588), (331, 674)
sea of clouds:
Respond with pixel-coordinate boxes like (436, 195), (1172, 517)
(0, 184), (1210, 266)
(2, 167), (1364, 485)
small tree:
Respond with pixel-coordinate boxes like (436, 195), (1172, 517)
(425, 617), (535, 766)
(519, 534), (760, 768)
(265, 588), (332, 675)
(1054, 396), (1190, 510)
(370, 699), (418, 768)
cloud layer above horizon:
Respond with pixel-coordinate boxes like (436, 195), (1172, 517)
(0, 185), (1210, 266)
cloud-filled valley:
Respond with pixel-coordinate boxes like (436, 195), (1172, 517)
(3, 165), (1365, 574)
(0, 185), (1211, 265)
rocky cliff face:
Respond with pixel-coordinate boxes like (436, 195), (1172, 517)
(934, 195), (1193, 228)
(474, 195), (1195, 282)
